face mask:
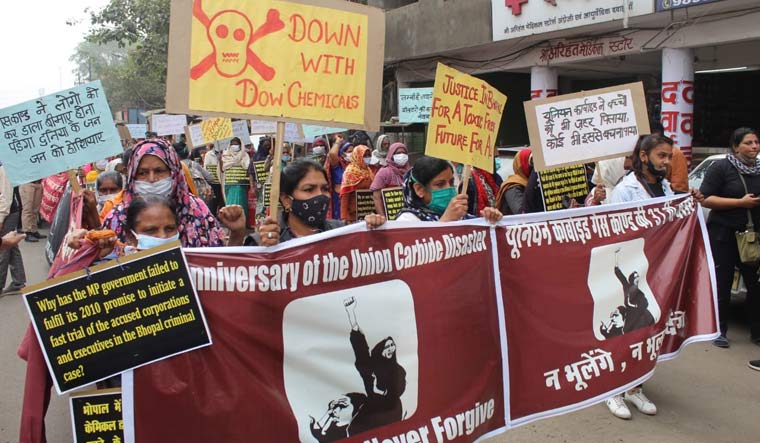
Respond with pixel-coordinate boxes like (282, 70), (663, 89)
(132, 231), (180, 250)
(289, 194), (329, 228)
(134, 177), (173, 196)
(393, 153), (409, 166)
(312, 146), (326, 155)
(282, 155), (292, 162)
(343, 153), (352, 163)
(365, 156), (375, 165)
(428, 186), (457, 215)
(646, 159), (667, 181)
(495, 157), (502, 171)
(230, 145), (241, 152)
(97, 193), (118, 205)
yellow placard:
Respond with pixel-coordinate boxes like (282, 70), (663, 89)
(169, 0), (381, 128)
(200, 117), (233, 143)
(425, 63), (507, 171)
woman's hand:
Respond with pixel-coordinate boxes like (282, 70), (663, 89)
(66, 229), (88, 250)
(218, 205), (246, 233)
(440, 194), (468, 222)
(364, 213), (386, 229)
(95, 235), (117, 259)
(689, 188), (704, 204)
(258, 216), (280, 247)
(739, 193), (760, 208)
(592, 184), (606, 205)
(480, 207), (503, 224)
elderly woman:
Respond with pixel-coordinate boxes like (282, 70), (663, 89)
(102, 139), (226, 247)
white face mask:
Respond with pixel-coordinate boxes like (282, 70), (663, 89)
(392, 153), (409, 166)
(230, 144), (241, 152)
(131, 230), (180, 250)
(368, 155), (380, 165)
(96, 193), (118, 205)
(133, 177), (173, 196)
(343, 153), (352, 163)
(95, 159), (108, 170)
(312, 146), (326, 155)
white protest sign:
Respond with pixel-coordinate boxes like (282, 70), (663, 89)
(250, 120), (277, 134)
(151, 114), (187, 136)
(231, 120), (251, 145)
(126, 124), (147, 139)
(525, 82), (650, 172)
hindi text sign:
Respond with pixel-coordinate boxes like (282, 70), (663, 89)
(425, 63), (507, 171)
(525, 82), (650, 172)
(0, 80), (121, 186)
(167, 0), (385, 130)
(23, 244), (211, 394)
(399, 87), (433, 123)
(538, 164), (589, 211)
(151, 114), (188, 136)
(70, 389), (124, 443)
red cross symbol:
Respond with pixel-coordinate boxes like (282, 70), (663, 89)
(505, 0), (529, 16)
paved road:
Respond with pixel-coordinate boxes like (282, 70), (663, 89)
(1, 231), (758, 442)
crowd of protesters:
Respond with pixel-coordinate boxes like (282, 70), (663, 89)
(4, 121), (760, 442)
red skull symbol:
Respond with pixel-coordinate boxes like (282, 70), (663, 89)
(191, 0), (284, 81)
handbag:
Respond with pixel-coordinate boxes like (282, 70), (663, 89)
(732, 168), (760, 265)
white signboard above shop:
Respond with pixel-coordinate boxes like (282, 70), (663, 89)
(492, 0), (654, 42)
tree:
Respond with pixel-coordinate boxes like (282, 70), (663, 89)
(71, 0), (170, 110)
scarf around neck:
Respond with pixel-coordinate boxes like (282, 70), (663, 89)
(728, 152), (760, 176)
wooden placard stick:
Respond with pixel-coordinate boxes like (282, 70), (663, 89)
(460, 164), (472, 195)
(67, 169), (81, 194)
(269, 121), (286, 219)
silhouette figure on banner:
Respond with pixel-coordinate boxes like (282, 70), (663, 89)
(600, 248), (656, 338)
(309, 297), (407, 442)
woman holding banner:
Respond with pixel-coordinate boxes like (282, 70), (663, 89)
(228, 159), (385, 247)
(340, 146), (375, 223)
(102, 139), (226, 247)
(396, 156), (502, 223)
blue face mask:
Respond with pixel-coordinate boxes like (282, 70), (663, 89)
(282, 155), (292, 163)
(132, 231), (179, 250)
(428, 186), (456, 215)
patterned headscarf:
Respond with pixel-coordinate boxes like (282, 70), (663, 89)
(102, 139), (225, 247)
(398, 169), (442, 222)
(340, 145), (374, 194)
(496, 149), (532, 204)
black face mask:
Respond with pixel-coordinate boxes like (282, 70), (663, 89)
(646, 160), (667, 181)
(289, 195), (329, 228)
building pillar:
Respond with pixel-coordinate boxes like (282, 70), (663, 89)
(530, 66), (558, 100)
(661, 48), (695, 167)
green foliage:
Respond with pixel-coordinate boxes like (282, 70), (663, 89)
(70, 0), (170, 111)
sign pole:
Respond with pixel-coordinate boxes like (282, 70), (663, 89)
(67, 169), (81, 194)
(460, 164), (472, 195)
(269, 121), (286, 219)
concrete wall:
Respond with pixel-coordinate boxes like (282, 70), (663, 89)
(384, 0), (492, 62)
(368, 0), (418, 9)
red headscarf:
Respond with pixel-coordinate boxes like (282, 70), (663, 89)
(340, 145), (374, 194)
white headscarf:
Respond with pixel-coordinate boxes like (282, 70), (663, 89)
(375, 134), (390, 167)
(592, 157), (626, 204)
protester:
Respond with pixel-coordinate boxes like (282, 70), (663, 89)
(264, 142), (292, 173)
(396, 156), (502, 223)
(370, 142), (410, 215)
(102, 139), (225, 247)
(604, 134), (710, 420)
(584, 157), (627, 206)
(177, 142), (214, 209)
(19, 180), (45, 242)
(254, 136), (272, 161)
(327, 138), (353, 219)
(0, 231), (25, 251)
(372, 134), (391, 168)
(95, 171), (124, 214)
(0, 162), (26, 294)
(203, 143), (224, 213)
(222, 137), (251, 216)
(310, 137), (328, 165)
(340, 145), (375, 222)
(700, 127), (760, 348)
(496, 148), (532, 215)
(224, 159), (385, 247)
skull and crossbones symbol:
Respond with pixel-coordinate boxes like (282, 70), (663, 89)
(190, 0), (284, 81)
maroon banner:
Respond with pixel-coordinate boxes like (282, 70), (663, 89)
(496, 195), (717, 425)
(132, 224), (506, 443)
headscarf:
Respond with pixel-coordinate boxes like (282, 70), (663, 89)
(398, 169), (442, 222)
(374, 134), (390, 166)
(495, 149), (532, 204)
(222, 137), (250, 171)
(254, 136), (271, 161)
(102, 139), (224, 247)
(338, 142), (354, 167)
(385, 142), (410, 178)
(592, 157), (627, 203)
(340, 145), (374, 194)
(728, 152), (760, 176)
